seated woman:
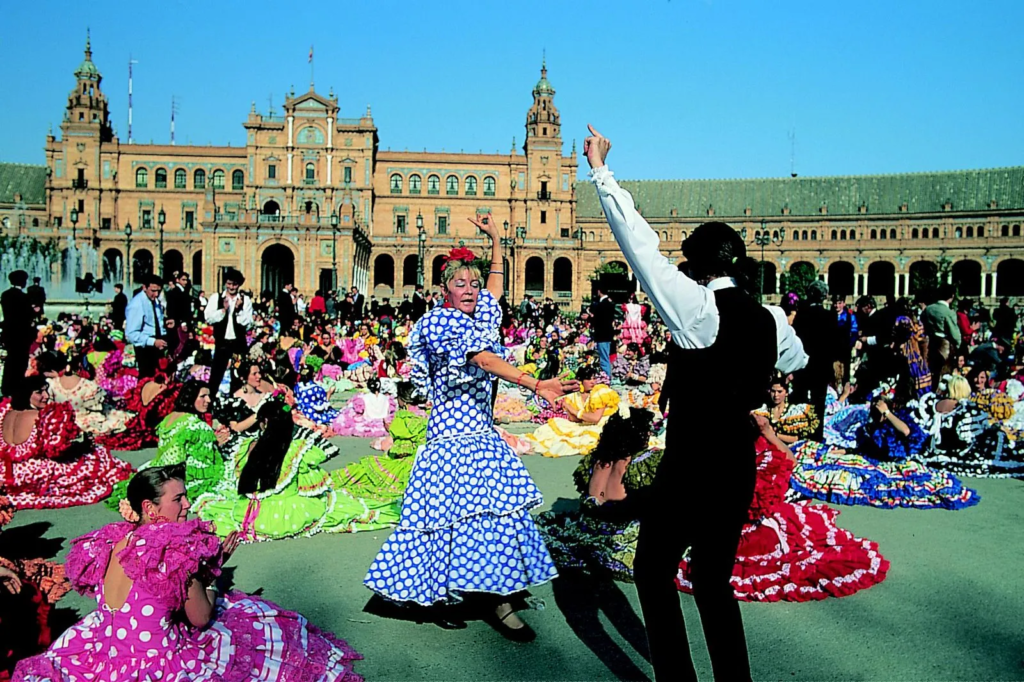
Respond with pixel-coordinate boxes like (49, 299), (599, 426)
(213, 359), (282, 458)
(967, 366), (1016, 422)
(610, 342), (650, 390)
(622, 363), (666, 412)
(537, 410), (890, 602)
(334, 378), (396, 438)
(106, 380), (231, 511)
(369, 382), (429, 457)
(37, 350), (134, 439)
(194, 401), (401, 541)
(525, 365), (620, 458)
(790, 385), (980, 509)
(753, 376), (820, 444)
(293, 364), (344, 434)
(92, 341), (138, 401)
(14, 465), (363, 681)
(99, 369), (182, 452)
(1, 489), (70, 678)
(0, 376), (132, 510)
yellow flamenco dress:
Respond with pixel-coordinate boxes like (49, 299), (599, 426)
(525, 385), (620, 458)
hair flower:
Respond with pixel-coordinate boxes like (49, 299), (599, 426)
(441, 247), (476, 271)
(118, 497), (140, 523)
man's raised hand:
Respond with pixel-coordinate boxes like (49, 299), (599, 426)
(583, 124), (611, 170)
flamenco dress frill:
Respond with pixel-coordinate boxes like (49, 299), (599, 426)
(790, 409), (980, 510)
(105, 412), (226, 513)
(537, 438), (889, 602)
(0, 493), (70, 680)
(524, 386), (620, 458)
(46, 378), (134, 438)
(12, 520), (362, 681)
(96, 377), (181, 452)
(93, 347), (139, 401)
(193, 431), (400, 541)
(333, 392), (396, 438)
(294, 381), (343, 433)
(0, 401), (133, 510)
(364, 290), (557, 605)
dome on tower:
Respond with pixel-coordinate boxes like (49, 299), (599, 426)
(74, 31), (101, 81)
(533, 61), (555, 96)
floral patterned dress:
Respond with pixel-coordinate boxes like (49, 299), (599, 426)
(46, 377), (134, 438)
(13, 520), (362, 681)
(0, 400), (133, 510)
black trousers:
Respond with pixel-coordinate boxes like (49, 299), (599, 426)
(633, 430), (756, 682)
(135, 345), (165, 381)
(208, 338), (247, 392)
(1, 345), (29, 397)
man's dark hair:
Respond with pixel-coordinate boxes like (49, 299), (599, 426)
(856, 295), (877, 310)
(140, 274), (164, 288)
(224, 268), (246, 285)
(936, 283), (956, 301)
(8, 270), (28, 287)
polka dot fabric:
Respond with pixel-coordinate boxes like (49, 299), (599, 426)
(364, 291), (558, 605)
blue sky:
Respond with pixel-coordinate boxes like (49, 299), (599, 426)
(2, 0), (1022, 180)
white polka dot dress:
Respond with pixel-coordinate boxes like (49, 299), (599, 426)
(363, 290), (558, 605)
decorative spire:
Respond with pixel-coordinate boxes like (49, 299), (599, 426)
(85, 28), (92, 60)
(74, 28), (101, 80)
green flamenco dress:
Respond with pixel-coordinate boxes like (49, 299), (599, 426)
(329, 408), (428, 504)
(104, 413), (226, 511)
(193, 431), (401, 541)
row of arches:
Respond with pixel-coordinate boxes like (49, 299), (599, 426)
(136, 167), (244, 191)
(371, 254), (574, 293)
(389, 173), (497, 197)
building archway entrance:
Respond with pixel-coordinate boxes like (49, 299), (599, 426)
(261, 244), (294, 294)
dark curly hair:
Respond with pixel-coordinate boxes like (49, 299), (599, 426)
(590, 408), (654, 465)
(238, 400), (294, 496)
(682, 221), (761, 296)
(173, 380), (210, 415)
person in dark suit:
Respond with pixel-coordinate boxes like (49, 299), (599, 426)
(164, 271), (193, 358)
(26, 276), (46, 320)
(398, 294), (413, 320)
(1, 270), (36, 396)
(589, 286), (617, 379)
(792, 280), (845, 439)
(411, 285), (427, 321)
(350, 287), (365, 320)
(110, 283), (129, 330)
(276, 284), (296, 338)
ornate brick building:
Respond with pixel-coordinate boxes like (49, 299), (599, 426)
(1, 36), (1022, 307)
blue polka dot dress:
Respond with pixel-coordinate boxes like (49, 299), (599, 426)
(363, 290), (558, 605)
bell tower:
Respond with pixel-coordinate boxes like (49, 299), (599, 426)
(62, 30), (112, 142)
(523, 57), (560, 148)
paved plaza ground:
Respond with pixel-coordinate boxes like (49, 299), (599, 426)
(6, 426), (1024, 681)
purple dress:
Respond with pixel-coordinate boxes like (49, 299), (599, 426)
(14, 520), (362, 681)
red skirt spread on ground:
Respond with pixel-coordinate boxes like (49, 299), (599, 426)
(676, 440), (890, 602)
(96, 378), (181, 452)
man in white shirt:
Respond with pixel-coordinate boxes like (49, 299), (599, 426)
(584, 124), (806, 682)
(204, 268), (253, 392)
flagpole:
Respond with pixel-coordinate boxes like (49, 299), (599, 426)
(309, 44), (314, 90)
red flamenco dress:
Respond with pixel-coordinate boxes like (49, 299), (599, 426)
(96, 375), (181, 452)
(0, 492), (70, 681)
(0, 400), (133, 510)
(676, 437), (890, 602)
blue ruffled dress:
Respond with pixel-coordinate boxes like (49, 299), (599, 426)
(363, 290), (557, 605)
(791, 409), (980, 510)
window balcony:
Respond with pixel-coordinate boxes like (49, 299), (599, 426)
(537, 190), (552, 201)
(428, 188), (439, 195)
(484, 190), (495, 197)
(72, 179), (88, 189)
(303, 178), (317, 186)
(390, 187), (402, 194)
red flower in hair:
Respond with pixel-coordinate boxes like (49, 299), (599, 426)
(442, 247), (476, 271)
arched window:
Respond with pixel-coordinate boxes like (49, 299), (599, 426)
(793, 231), (801, 241)
(427, 175), (440, 194)
(1014, 224), (1021, 237)
(911, 228), (919, 239)
(955, 226), (963, 238)
(1002, 224), (1010, 236)
(174, 168), (187, 189)
(880, 229), (887, 240)
(870, 229), (878, 240)
(446, 175), (459, 195)
(890, 228), (897, 240)
(154, 168), (167, 189)
(305, 163), (315, 182)
(194, 168), (206, 189)
(483, 176), (496, 196)
(932, 227), (940, 238)
(390, 174), (403, 193)
(975, 226), (983, 238)
(810, 230), (817, 240)
(801, 230), (809, 240)
(409, 174), (422, 194)
(848, 230), (855, 240)
(465, 176), (478, 196)
(231, 170), (244, 190)
(840, 229), (847, 240)
(211, 169), (225, 190)
(135, 168), (148, 188)
(831, 230), (837, 240)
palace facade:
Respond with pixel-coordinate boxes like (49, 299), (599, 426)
(1, 35), (1022, 307)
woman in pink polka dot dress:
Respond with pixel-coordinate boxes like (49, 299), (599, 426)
(14, 465), (362, 682)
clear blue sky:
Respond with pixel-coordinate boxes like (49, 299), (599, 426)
(2, 0), (1022, 181)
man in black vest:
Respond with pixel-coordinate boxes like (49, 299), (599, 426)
(586, 125), (807, 681)
(164, 270), (193, 359)
(411, 284), (427, 321)
(350, 286), (365, 320)
(589, 287), (616, 378)
(276, 283), (296, 337)
(204, 269), (253, 392)
(110, 283), (129, 330)
(26, 276), (46, 321)
(1, 270), (36, 396)
(792, 279), (845, 439)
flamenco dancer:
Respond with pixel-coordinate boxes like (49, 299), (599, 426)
(585, 125), (807, 680)
(364, 217), (577, 640)
(14, 465), (362, 681)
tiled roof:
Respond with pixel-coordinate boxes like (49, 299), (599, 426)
(0, 163), (47, 205)
(575, 166), (1024, 219)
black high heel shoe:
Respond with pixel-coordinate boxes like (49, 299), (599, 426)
(485, 608), (537, 643)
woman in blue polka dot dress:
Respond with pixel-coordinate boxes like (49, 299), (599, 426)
(363, 215), (577, 640)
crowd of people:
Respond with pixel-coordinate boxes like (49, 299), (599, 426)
(0, 126), (1022, 680)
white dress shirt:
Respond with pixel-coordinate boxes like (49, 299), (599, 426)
(204, 291), (254, 341)
(590, 165), (808, 374)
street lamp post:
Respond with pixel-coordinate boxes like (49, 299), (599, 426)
(416, 210), (425, 288)
(741, 219), (785, 303)
(330, 211), (339, 290)
(69, 207), (79, 280)
(157, 207), (166, 277)
(124, 221), (133, 288)
(500, 220), (513, 301)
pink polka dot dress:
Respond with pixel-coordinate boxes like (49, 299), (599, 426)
(14, 520), (362, 681)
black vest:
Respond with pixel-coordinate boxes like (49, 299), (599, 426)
(211, 292), (246, 343)
(664, 287), (777, 451)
